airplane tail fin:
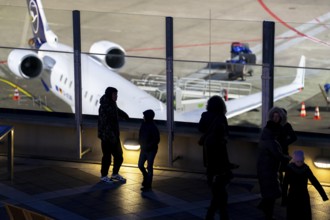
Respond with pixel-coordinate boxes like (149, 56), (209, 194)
(27, 0), (58, 48)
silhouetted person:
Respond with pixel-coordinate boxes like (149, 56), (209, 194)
(98, 87), (129, 183)
(198, 95), (233, 220)
(324, 83), (330, 95)
(138, 109), (160, 192)
(257, 120), (291, 220)
(282, 150), (328, 220)
(268, 107), (297, 186)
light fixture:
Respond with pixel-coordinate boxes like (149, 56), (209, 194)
(123, 139), (140, 151)
(314, 157), (330, 169)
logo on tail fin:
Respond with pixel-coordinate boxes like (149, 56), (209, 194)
(27, 0), (58, 48)
(29, 0), (39, 34)
(27, 0), (46, 48)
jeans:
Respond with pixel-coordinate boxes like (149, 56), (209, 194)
(100, 139), (123, 177)
(138, 149), (157, 187)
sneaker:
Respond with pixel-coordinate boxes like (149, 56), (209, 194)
(100, 176), (114, 184)
(111, 174), (126, 183)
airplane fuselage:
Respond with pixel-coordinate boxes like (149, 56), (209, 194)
(39, 43), (166, 119)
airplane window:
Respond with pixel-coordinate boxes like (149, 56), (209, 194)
(69, 81), (72, 88)
(64, 78), (67, 84)
(95, 100), (98, 106)
(90, 95), (93, 102)
(60, 75), (63, 81)
(84, 91), (88, 98)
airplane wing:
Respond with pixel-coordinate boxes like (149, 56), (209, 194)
(177, 55), (305, 122)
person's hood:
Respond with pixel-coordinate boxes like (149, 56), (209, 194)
(268, 106), (287, 126)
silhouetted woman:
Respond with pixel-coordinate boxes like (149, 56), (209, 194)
(257, 120), (291, 220)
(198, 95), (232, 220)
(268, 107), (297, 186)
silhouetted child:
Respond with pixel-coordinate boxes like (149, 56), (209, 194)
(282, 150), (329, 220)
(138, 109), (160, 192)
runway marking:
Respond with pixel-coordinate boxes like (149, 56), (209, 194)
(258, 0), (330, 47)
(315, 18), (330, 30)
(0, 78), (53, 112)
(127, 5), (330, 53)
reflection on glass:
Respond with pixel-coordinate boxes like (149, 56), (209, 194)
(0, 4), (329, 135)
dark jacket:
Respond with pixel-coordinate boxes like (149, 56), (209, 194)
(139, 121), (160, 152)
(282, 163), (328, 220)
(257, 121), (291, 199)
(198, 111), (230, 174)
(268, 107), (297, 155)
(97, 94), (129, 142)
(277, 122), (297, 155)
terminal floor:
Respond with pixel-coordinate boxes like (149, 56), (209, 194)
(0, 157), (329, 220)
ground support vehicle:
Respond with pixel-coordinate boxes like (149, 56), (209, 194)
(203, 42), (256, 81)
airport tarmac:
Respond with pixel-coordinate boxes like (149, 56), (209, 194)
(0, 0), (329, 133)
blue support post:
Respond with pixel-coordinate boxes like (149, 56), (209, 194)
(166, 17), (174, 166)
(261, 21), (275, 128)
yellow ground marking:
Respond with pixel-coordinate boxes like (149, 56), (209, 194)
(0, 78), (53, 112)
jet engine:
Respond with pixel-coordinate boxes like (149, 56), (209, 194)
(89, 41), (125, 70)
(7, 49), (43, 79)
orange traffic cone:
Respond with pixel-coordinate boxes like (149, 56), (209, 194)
(13, 87), (20, 101)
(314, 106), (321, 120)
(300, 102), (306, 117)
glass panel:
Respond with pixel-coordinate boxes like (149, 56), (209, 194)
(80, 12), (165, 58)
(1, 4), (329, 136)
(172, 18), (263, 124)
(274, 20), (330, 134)
(0, 5), (73, 114)
(79, 11), (166, 119)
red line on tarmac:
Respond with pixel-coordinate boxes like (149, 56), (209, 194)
(0, 60), (7, 64)
(126, 36), (300, 53)
(126, 20), (300, 52)
(258, 0), (330, 47)
(126, 39), (261, 52)
(127, 1), (320, 54)
(126, 41), (233, 52)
